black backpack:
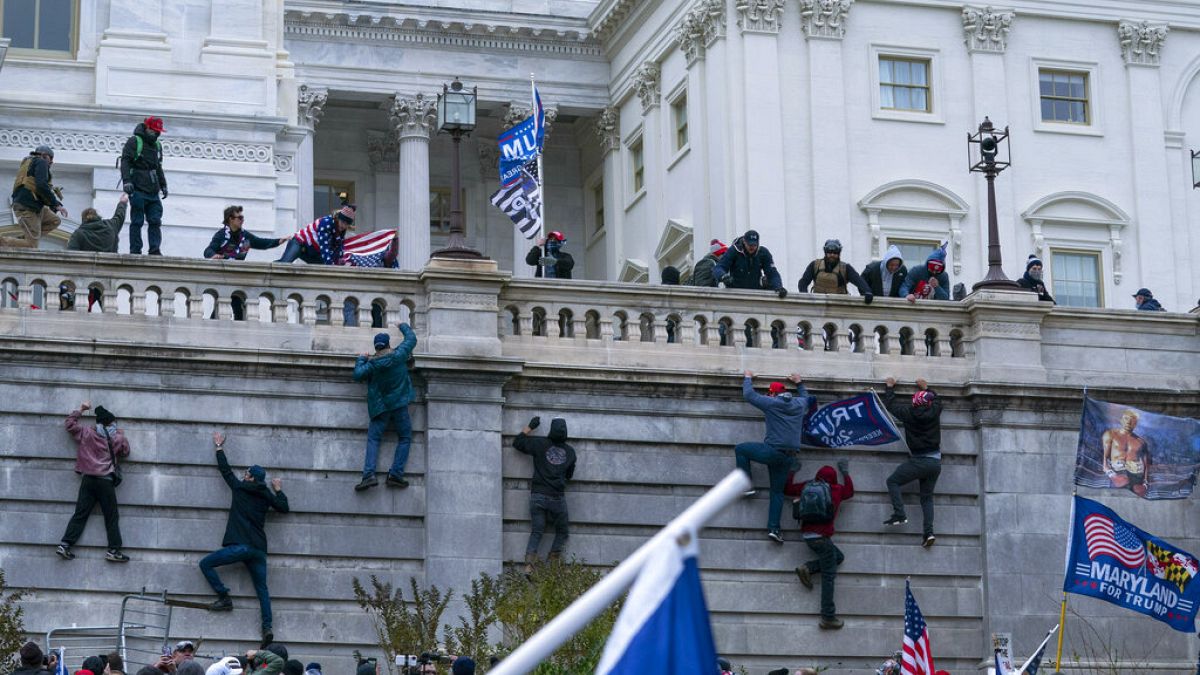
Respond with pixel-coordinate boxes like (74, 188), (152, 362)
(792, 478), (834, 524)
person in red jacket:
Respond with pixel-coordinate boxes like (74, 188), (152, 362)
(785, 460), (853, 630)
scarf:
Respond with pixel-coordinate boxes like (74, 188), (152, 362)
(214, 226), (251, 259)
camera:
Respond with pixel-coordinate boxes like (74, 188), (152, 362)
(397, 652), (449, 674)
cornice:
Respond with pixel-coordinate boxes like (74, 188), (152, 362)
(857, 0), (1200, 30)
(590, 0), (643, 42)
(284, 9), (603, 58)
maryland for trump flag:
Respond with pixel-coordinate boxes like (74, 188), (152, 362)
(1064, 496), (1200, 631)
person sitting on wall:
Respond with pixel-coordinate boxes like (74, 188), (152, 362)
(68, 194), (129, 253)
(513, 415), (577, 574)
(900, 243), (951, 303)
(526, 231), (574, 279)
(861, 244), (908, 299)
(713, 230), (787, 297)
(205, 205), (289, 261)
(275, 195), (355, 265)
(1017, 254), (1055, 303)
(1133, 287), (1166, 311)
(796, 239), (873, 303)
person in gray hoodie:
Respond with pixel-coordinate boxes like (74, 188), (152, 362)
(861, 244), (908, 298)
(735, 371), (813, 543)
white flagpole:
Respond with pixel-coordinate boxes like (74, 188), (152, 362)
(1017, 624), (1059, 674)
(488, 469), (750, 675)
(531, 73), (545, 241)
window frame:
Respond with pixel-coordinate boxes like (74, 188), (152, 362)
(428, 186), (467, 236)
(1030, 58), (1103, 137)
(1038, 69), (1090, 126)
(624, 124), (647, 210)
(1048, 247), (1105, 308)
(885, 237), (943, 272)
(313, 180), (355, 220)
(0, 0), (81, 59)
(869, 44), (943, 125)
(669, 87), (689, 154)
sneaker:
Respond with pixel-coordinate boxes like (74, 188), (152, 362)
(522, 553), (538, 576)
(55, 544), (75, 561)
(883, 514), (908, 527)
(795, 566), (813, 590)
(743, 489), (757, 497)
(767, 530), (784, 544)
(819, 616), (844, 630)
(148, 250), (163, 256)
(385, 474), (409, 489)
(208, 595), (233, 612)
(354, 475), (378, 492)
(105, 549), (130, 563)
(923, 534), (936, 548)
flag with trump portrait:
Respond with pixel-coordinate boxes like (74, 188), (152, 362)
(1063, 496), (1200, 632)
(1074, 395), (1200, 500)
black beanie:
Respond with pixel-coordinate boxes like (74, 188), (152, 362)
(1025, 254), (1043, 272)
(19, 642), (42, 667)
(95, 406), (116, 426)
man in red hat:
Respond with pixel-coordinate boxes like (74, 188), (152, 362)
(525, 230), (574, 278)
(120, 116), (169, 255)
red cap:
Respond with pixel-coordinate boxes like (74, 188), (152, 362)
(768, 382), (787, 395)
(547, 230), (565, 242)
(144, 116), (165, 133)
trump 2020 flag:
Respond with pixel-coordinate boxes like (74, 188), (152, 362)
(1064, 496), (1200, 632)
(596, 528), (718, 675)
(802, 391), (905, 449)
(498, 87), (546, 187)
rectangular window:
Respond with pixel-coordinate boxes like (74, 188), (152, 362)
(879, 57), (931, 113)
(429, 188), (466, 233)
(631, 140), (645, 193)
(672, 95), (689, 151)
(313, 181), (354, 221)
(1039, 69), (1089, 124)
(1051, 250), (1102, 307)
(889, 238), (941, 272)
(1, 0), (77, 54)
(593, 183), (605, 234)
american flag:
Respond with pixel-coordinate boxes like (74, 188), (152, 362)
(902, 580), (935, 675)
(340, 228), (398, 267)
(1085, 513), (1146, 568)
(293, 215), (346, 265)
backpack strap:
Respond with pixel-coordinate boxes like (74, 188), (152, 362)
(135, 135), (143, 157)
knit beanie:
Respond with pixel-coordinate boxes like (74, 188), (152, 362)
(1025, 254), (1043, 272)
(912, 390), (936, 407)
(768, 382), (787, 395)
(248, 465), (266, 482)
(19, 642), (42, 667)
(451, 657), (476, 675)
(709, 239), (726, 254)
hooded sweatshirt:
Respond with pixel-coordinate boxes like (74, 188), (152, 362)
(742, 377), (813, 449)
(513, 418), (577, 497)
(784, 465), (854, 538)
(68, 202), (128, 253)
(65, 409), (130, 476)
(120, 123), (167, 195)
(216, 449), (289, 552)
(882, 386), (943, 457)
(899, 247), (951, 300)
(862, 245), (908, 297)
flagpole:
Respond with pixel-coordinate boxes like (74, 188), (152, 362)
(1054, 493), (1077, 672)
(489, 469), (751, 675)
(531, 73), (545, 241)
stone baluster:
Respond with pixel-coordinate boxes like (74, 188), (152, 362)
(571, 312), (587, 342)
(358, 304), (373, 328)
(653, 317), (667, 344)
(188, 294), (205, 319)
(679, 317), (696, 346)
(599, 316), (614, 342)
(386, 305), (403, 327)
(518, 311), (534, 338)
(330, 297), (346, 328)
(861, 329), (878, 355)
(835, 324), (851, 353)
(102, 288), (118, 314)
(301, 299), (317, 325)
(18, 284), (33, 308)
(131, 290), (147, 316)
(271, 297), (288, 324)
(757, 322), (773, 350)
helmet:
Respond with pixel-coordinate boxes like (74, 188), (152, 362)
(547, 231), (565, 242)
(823, 239), (842, 253)
(34, 145), (54, 158)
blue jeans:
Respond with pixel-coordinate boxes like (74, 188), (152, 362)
(363, 406), (412, 479)
(735, 442), (799, 531)
(199, 544), (272, 630)
(275, 238), (325, 264)
(527, 492), (569, 555)
(129, 191), (163, 253)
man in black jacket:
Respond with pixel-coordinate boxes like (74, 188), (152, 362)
(525, 231), (574, 278)
(881, 377), (942, 548)
(120, 117), (169, 255)
(1017, 254), (1054, 303)
(513, 416), (576, 573)
(5, 145), (67, 248)
(68, 194), (129, 253)
(712, 230), (786, 297)
(200, 431), (289, 646)
(796, 239), (872, 302)
(861, 244), (908, 298)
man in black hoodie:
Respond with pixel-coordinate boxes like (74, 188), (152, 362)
(712, 230), (786, 297)
(200, 432), (289, 646)
(120, 116), (169, 255)
(881, 378), (942, 548)
(513, 416), (576, 573)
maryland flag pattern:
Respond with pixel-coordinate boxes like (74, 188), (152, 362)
(1147, 540), (1200, 593)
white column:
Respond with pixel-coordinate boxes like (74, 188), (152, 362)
(676, 3), (721, 261)
(294, 84), (327, 228)
(696, 1), (731, 245)
(389, 93), (438, 272)
(594, 108), (623, 280)
(633, 63), (665, 253)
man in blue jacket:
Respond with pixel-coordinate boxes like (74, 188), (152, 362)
(900, 243), (951, 303)
(352, 324), (418, 491)
(735, 371), (813, 543)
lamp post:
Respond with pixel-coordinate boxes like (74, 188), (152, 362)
(967, 117), (1020, 290)
(431, 78), (486, 260)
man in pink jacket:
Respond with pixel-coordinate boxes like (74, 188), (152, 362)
(57, 401), (131, 562)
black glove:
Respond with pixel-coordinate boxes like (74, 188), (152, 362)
(528, 416), (541, 430)
(776, 287), (788, 299)
(719, 274), (732, 287)
(161, 187), (169, 199)
(864, 293), (874, 305)
(836, 459), (849, 474)
(122, 182), (134, 194)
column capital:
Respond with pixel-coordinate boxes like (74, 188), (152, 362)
(737, 0), (785, 34)
(633, 62), (661, 113)
(798, 0), (852, 40)
(962, 5), (1014, 53)
(501, 103), (559, 136)
(676, 0), (726, 64)
(389, 93), (439, 140)
(297, 83), (328, 128)
(593, 106), (621, 154)
(1118, 20), (1169, 66)
(366, 129), (399, 173)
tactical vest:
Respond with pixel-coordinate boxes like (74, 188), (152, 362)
(12, 156), (52, 199)
(811, 260), (848, 294)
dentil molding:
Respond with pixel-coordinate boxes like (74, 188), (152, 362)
(737, 0), (786, 34)
(0, 128), (273, 164)
(388, 93), (439, 140)
(962, 5), (1014, 53)
(798, 0), (852, 40)
(297, 84), (328, 129)
(1118, 20), (1168, 66)
(632, 62), (662, 113)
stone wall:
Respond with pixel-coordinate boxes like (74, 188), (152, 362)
(0, 251), (1198, 673)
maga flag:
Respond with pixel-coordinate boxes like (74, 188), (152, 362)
(1064, 496), (1200, 632)
(1074, 395), (1200, 499)
(498, 87), (545, 187)
(801, 391), (904, 449)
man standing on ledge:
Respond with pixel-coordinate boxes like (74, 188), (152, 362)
(120, 116), (169, 255)
(735, 371), (812, 543)
(353, 324), (418, 491)
(882, 377), (943, 548)
(5, 145), (67, 248)
(201, 432), (289, 647)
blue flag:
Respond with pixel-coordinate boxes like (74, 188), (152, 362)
(55, 648), (67, 675)
(498, 87), (545, 187)
(596, 529), (718, 675)
(802, 391), (904, 448)
(1064, 496), (1200, 632)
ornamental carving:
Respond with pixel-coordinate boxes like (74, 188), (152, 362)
(388, 93), (438, 139)
(1118, 20), (1168, 66)
(593, 106), (620, 154)
(962, 6), (1014, 53)
(0, 128), (272, 163)
(737, 0), (785, 34)
(676, 0), (726, 64)
(297, 83), (328, 128)
(632, 62), (661, 113)
(798, 0), (852, 39)
(502, 103), (559, 136)
(273, 153), (294, 173)
(366, 130), (399, 173)
(478, 145), (499, 177)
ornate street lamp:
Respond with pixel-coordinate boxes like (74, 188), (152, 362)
(431, 78), (486, 260)
(1191, 149), (1200, 189)
(967, 117), (1020, 290)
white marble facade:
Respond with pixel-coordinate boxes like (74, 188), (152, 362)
(0, 0), (1199, 308)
